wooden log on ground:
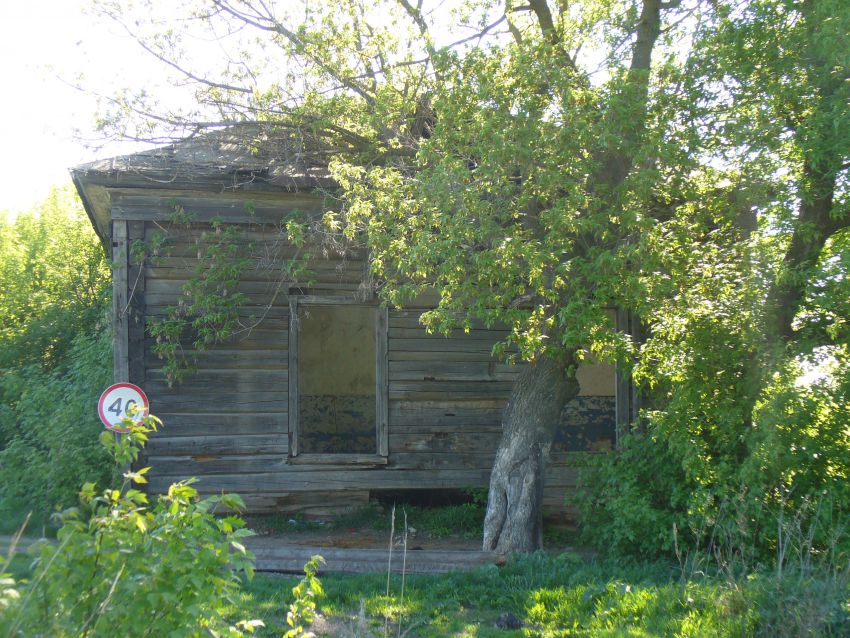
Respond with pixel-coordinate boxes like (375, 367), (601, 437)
(247, 543), (500, 574)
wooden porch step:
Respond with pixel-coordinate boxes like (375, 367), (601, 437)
(248, 542), (501, 574)
(1, 535), (502, 575)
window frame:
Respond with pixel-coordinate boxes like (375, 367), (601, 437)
(287, 295), (388, 464)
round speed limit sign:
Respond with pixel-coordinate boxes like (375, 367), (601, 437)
(98, 383), (149, 433)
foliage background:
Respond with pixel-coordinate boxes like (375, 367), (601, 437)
(0, 186), (112, 533)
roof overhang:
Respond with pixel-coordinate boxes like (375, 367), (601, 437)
(70, 125), (337, 246)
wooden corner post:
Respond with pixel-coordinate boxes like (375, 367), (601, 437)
(376, 306), (389, 457)
(112, 220), (130, 384)
(288, 297), (300, 457)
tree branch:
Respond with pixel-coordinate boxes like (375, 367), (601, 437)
(397, 0), (433, 45)
(211, 0), (377, 105)
(506, 12), (524, 44)
(526, 0), (578, 70)
(628, 0), (663, 77)
(102, 7), (253, 94)
(528, 0), (558, 43)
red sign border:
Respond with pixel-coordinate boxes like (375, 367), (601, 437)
(98, 383), (150, 433)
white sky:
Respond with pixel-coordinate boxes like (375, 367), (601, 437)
(0, 0), (153, 215)
(0, 0), (455, 217)
(0, 0), (601, 216)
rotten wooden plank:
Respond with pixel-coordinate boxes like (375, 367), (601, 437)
(287, 454), (388, 466)
(389, 360), (521, 382)
(151, 395), (289, 412)
(391, 424), (504, 435)
(146, 305), (291, 320)
(387, 338), (502, 353)
(390, 399), (507, 412)
(142, 221), (325, 242)
(146, 350), (289, 371)
(145, 265), (366, 286)
(389, 381), (514, 394)
(112, 199), (326, 225)
(388, 350), (507, 362)
(153, 413), (288, 436)
(388, 327), (512, 341)
(387, 453), (497, 471)
(144, 335), (289, 353)
(147, 256), (366, 273)
(238, 490), (370, 515)
(145, 278), (298, 297)
(148, 468), (493, 493)
(389, 389), (512, 402)
(147, 435), (289, 456)
(151, 453), (290, 475)
(145, 373), (289, 393)
(389, 413), (505, 428)
(248, 544), (500, 574)
(389, 431), (504, 454)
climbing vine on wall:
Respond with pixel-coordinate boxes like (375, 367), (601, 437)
(139, 201), (346, 385)
(148, 216), (251, 384)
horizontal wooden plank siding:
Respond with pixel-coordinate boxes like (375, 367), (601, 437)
(152, 413), (288, 436)
(127, 197), (613, 519)
(384, 309), (510, 495)
(383, 310), (600, 513)
(148, 437), (289, 457)
(389, 361), (521, 382)
(148, 468), (494, 493)
(141, 217), (291, 503)
(141, 220), (367, 289)
(113, 193), (329, 225)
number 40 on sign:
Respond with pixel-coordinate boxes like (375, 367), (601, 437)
(98, 383), (149, 433)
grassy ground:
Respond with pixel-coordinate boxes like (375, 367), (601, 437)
(227, 552), (850, 637)
(6, 502), (848, 636)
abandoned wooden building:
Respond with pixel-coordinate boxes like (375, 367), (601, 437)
(72, 129), (632, 517)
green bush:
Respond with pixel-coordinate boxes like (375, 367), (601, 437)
(283, 555), (325, 638)
(1, 415), (259, 638)
(574, 433), (694, 559)
(0, 328), (113, 533)
(0, 186), (112, 533)
(578, 345), (850, 564)
(741, 347), (850, 553)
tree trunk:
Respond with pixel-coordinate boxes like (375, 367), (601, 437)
(482, 355), (580, 554)
(764, 161), (840, 346)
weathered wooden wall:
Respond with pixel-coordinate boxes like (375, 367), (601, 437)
(112, 190), (615, 518)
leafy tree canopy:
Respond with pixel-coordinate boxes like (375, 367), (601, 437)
(92, 0), (847, 361)
(0, 185), (109, 369)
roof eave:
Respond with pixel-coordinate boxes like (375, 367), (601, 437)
(70, 168), (111, 250)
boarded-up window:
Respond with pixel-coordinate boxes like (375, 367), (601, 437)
(553, 362), (617, 452)
(297, 304), (377, 454)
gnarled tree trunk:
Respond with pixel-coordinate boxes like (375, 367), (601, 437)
(482, 354), (580, 554)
